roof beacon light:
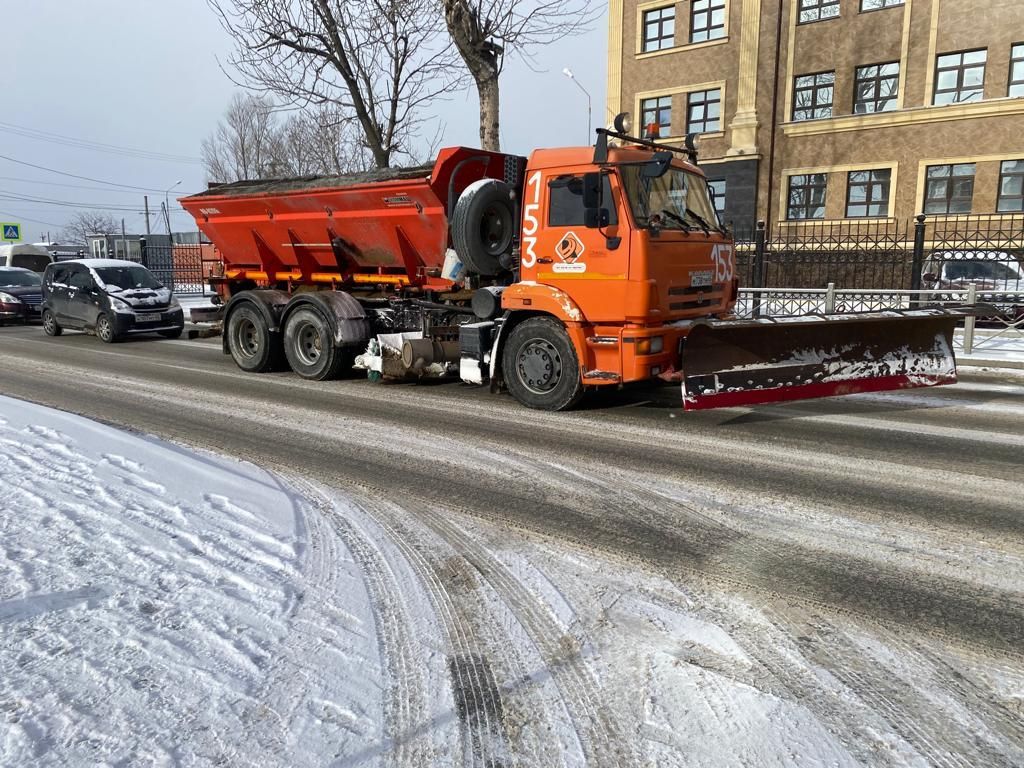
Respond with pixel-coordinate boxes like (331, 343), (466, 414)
(644, 122), (661, 140)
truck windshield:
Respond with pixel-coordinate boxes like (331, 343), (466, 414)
(619, 165), (720, 232)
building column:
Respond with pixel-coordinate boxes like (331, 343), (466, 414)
(606, 0), (624, 122)
(727, 0), (762, 156)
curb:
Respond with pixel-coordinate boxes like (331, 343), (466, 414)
(957, 357), (1024, 370)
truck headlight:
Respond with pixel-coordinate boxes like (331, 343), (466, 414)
(636, 336), (664, 355)
(0, 292), (21, 304)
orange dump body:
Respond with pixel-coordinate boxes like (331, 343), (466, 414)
(179, 147), (513, 287)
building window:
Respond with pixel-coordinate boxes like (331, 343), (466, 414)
(798, 0), (839, 23)
(787, 174), (827, 220)
(686, 89), (721, 134)
(708, 179), (726, 222)
(793, 72), (835, 121)
(1010, 44), (1024, 97)
(997, 160), (1024, 212)
(860, 0), (903, 10)
(846, 169), (891, 217)
(933, 50), (987, 105)
(641, 7), (675, 53)
(690, 0), (726, 43)
(924, 164), (976, 214)
(641, 95), (673, 136)
(854, 62), (899, 113)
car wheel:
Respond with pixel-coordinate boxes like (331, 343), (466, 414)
(502, 316), (584, 411)
(226, 303), (282, 372)
(283, 307), (351, 380)
(96, 313), (119, 343)
(42, 309), (62, 337)
(158, 328), (183, 340)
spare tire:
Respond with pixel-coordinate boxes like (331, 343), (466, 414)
(451, 178), (515, 276)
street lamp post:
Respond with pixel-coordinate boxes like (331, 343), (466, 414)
(164, 180), (182, 241)
(562, 68), (592, 144)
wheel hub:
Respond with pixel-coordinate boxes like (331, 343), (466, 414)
(295, 322), (322, 367)
(236, 318), (260, 358)
(517, 339), (562, 394)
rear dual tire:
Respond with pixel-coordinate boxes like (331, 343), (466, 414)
(226, 304), (283, 372)
(283, 307), (351, 381)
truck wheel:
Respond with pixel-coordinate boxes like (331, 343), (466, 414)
(451, 178), (514, 276)
(283, 307), (350, 381)
(42, 309), (62, 337)
(227, 303), (281, 372)
(502, 317), (584, 411)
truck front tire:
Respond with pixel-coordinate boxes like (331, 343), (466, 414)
(502, 317), (584, 411)
(283, 307), (351, 381)
(226, 303), (282, 372)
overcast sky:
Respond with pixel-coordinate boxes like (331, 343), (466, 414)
(1, 0), (607, 242)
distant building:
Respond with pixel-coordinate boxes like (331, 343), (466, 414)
(607, 0), (1024, 229)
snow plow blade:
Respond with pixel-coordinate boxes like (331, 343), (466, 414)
(681, 310), (959, 411)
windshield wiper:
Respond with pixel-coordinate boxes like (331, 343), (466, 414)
(658, 208), (693, 230)
(684, 207), (713, 235)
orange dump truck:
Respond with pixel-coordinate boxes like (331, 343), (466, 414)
(180, 125), (958, 411)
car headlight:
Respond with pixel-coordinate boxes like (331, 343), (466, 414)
(110, 296), (132, 312)
(169, 295), (181, 308)
(0, 292), (22, 304)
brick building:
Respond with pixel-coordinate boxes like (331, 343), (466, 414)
(606, 0), (1024, 231)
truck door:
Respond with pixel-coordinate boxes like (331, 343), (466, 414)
(520, 170), (628, 322)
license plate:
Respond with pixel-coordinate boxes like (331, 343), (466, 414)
(136, 313), (161, 322)
(689, 270), (713, 288)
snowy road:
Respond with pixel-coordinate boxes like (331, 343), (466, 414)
(1, 325), (1023, 766)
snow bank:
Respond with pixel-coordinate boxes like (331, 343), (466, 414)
(0, 396), (382, 766)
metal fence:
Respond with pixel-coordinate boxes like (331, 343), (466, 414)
(734, 213), (1024, 293)
(139, 239), (216, 295)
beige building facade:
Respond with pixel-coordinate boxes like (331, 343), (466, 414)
(607, 0), (1024, 232)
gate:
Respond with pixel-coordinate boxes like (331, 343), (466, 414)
(140, 238), (209, 294)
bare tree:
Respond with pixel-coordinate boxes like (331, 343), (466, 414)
(442, 0), (599, 151)
(201, 93), (281, 182)
(272, 107), (374, 176)
(207, 0), (461, 168)
(61, 212), (119, 245)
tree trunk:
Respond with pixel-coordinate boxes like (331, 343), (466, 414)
(476, 76), (500, 151)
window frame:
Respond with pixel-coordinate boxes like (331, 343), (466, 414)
(933, 49), (987, 105)
(859, 0), (904, 11)
(792, 71), (835, 121)
(786, 173), (828, 220)
(1010, 43), (1024, 97)
(798, 0), (840, 24)
(853, 62), (900, 114)
(690, 0), (726, 43)
(546, 175), (618, 226)
(641, 6), (676, 53)
(997, 160), (1024, 213)
(686, 88), (722, 134)
(845, 169), (892, 218)
(640, 95), (673, 137)
(923, 163), (976, 215)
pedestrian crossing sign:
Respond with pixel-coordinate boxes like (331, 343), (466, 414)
(1, 223), (20, 241)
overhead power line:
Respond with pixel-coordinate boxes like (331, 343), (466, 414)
(0, 153), (197, 194)
(0, 120), (202, 164)
(0, 210), (64, 228)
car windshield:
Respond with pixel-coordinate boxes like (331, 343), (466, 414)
(94, 265), (161, 290)
(0, 270), (41, 287)
(944, 260), (1022, 281)
(619, 165), (720, 231)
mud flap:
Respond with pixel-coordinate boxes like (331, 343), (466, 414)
(681, 311), (959, 411)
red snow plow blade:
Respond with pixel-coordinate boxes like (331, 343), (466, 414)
(681, 310), (959, 411)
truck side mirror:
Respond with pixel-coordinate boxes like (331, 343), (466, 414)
(584, 208), (610, 228)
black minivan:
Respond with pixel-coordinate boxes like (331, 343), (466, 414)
(42, 259), (185, 342)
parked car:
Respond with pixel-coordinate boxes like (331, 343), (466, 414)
(921, 250), (1024, 321)
(41, 259), (185, 342)
(0, 244), (54, 273)
(0, 267), (44, 324)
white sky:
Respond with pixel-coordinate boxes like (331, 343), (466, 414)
(1, 0), (608, 241)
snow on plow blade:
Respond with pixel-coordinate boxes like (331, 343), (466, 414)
(681, 310), (959, 411)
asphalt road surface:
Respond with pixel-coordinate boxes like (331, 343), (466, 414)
(2, 323), (1023, 766)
